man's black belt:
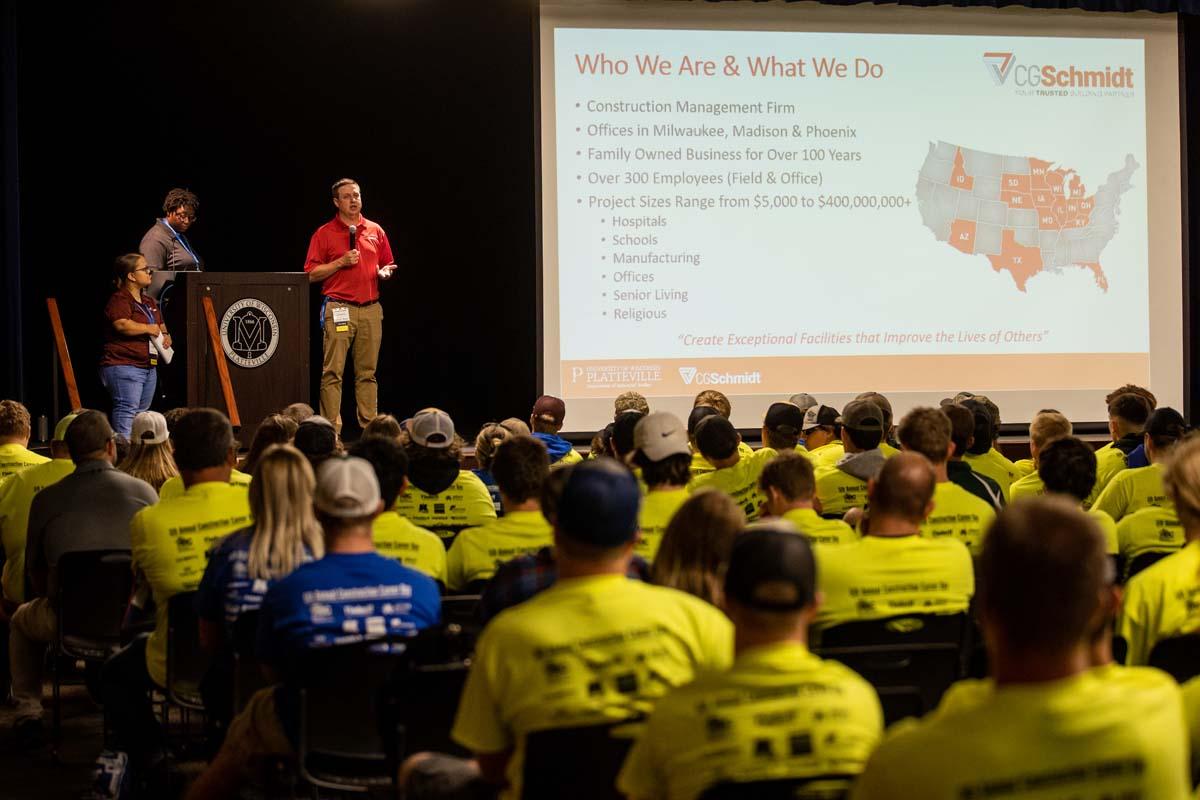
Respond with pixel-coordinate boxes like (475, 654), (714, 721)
(324, 297), (379, 308)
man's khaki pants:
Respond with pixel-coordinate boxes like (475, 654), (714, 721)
(10, 597), (56, 721)
(320, 301), (383, 431)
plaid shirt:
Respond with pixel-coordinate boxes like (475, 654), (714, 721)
(477, 546), (651, 625)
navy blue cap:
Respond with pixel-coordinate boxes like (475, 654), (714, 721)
(556, 458), (641, 547)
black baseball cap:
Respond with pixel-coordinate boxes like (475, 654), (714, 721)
(764, 402), (805, 437)
(556, 459), (641, 547)
(688, 405), (721, 436)
(695, 415), (739, 461)
(724, 525), (817, 612)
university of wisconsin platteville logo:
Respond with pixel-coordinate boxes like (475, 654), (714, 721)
(678, 367), (698, 385)
(220, 298), (280, 368)
(983, 52), (1015, 85)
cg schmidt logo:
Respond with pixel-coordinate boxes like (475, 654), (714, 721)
(678, 367), (762, 386)
(981, 50), (1135, 90)
(983, 52), (1015, 86)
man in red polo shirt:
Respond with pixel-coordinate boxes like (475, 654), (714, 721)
(304, 178), (397, 431)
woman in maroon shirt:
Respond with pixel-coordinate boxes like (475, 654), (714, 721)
(100, 254), (171, 439)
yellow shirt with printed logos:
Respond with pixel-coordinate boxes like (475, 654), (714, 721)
(850, 668), (1190, 800)
(445, 510), (552, 592)
(617, 641), (883, 800)
(451, 574), (733, 800)
(1088, 508), (1119, 556)
(964, 448), (1020, 499)
(1181, 675), (1200, 778)
(1092, 463), (1168, 523)
(810, 441), (845, 468)
(393, 470), (497, 545)
(782, 507), (857, 547)
(813, 462), (868, 519)
(0, 443), (49, 481)
(0, 458), (75, 603)
(1116, 506), (1184, 564)
(815, 535), (974, 631)
(638, 487), (689, 562)
(158, 468), (251, 501)
(372, 511), (447, 584)
(920, 481), (996, 556)
(688, 448), (776, 522)
(1119, 541), (1200, 666)
(688, 442), (755, 479)
(130, 481), (252, 687)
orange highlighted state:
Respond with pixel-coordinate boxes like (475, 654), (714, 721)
(986, 229), (1044, 292)
(1001, 190), (1033, 208)
(1001, 173), (1031, 193)
(949, 219), (977, 254)
(1030, 158), (1052, 189)
(950, 148), (974, 190)
(1075, 262), (1110, 291)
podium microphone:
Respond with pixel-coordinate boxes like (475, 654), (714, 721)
(348, 224), (357, 250)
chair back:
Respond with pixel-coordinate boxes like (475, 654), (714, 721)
(381, 626), (472, 758)
(56, 549), (133, 661)
(1126, 550), (1174, 582)
(166, 591), (212, 709)
(816, 613), (968, 726)
(521, 722), (635, 800)
(1148, 634), (1200, 683)
(699, 777), (854, 799)
(299, 641), (407, 791)
(232, 609), (267, 713)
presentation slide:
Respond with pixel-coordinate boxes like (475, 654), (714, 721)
(539, 4), (1181, 432)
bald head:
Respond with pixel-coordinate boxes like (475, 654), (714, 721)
(868, 451), (936, 524)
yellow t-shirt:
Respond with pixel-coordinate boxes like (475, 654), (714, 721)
(554, 448), (584, 468)
(688, 442), (755, 479)
(1008, 471), (1045, 503)
(130, 481), (252, 687)
(617, 641), (883, 800)
(814, 462), (869, 519)
(963, 448), (1020, 499)
(393, 470), (497, 545)
(809, 441), (845, 468)
(372, 511), (447, 584)
(920, 481), (997, 556)
(158, 468), (251, 501)
(687, 448), (776, 522)
(1011, 457), (1036, 479)
(0, 458), (75, 603)
(782, 507), (857, 546)
(1116, 506), (1184, 563)
(0, 443), (49, 481)
(815, 535), (974, 630)
(1088, 508), (1119, 556)
(1118, 540), (1200, 666)
(1181, 674), (1200, 779)
(850, 668), (1190, 800)
(637, 487), (689, 561)
(879, 442), (900, 459)
(1094, 445), (1129, 497)
(445, 510), (552, 592)
(451, 574), (733, 800)
(1092, 463), (1168, 523)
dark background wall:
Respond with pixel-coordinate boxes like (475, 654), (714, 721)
(3, 2), (1199, 437)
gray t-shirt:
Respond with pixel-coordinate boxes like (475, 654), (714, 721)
(25, 459), (158, 599)
(139, 219), (201, 271)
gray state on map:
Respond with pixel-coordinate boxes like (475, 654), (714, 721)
(916, 177), (935, 205)
(1012, 227), (1039, 248)
(921, 156), (954, 184)
(1007, 208), (1039, 228)
(975, 222), (1004, 256)
(963, 149), (1004, 178)
(972, 175), (1002, 201)
(932, 141), (958, 161)
(955, 193), (980, 221)
(1039, 230), (1060, 251)
(1003, 155), (1031, 175)
(978, 200), (1008, 226)
(1066, 236), (1104, 264)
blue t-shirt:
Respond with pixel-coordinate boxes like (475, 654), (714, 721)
(256, 551), (441, 669)
(472, 467), (503, 516)
(195, 528), (286, 631)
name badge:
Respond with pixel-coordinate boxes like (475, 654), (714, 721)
(332, 305), (350, 332)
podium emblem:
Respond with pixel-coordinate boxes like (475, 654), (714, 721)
(220, 298), (280, 368)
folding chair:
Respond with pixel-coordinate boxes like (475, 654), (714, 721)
(521, 722), (636, 800)
(165, 591), (212, 711)
(232, 609), (266, 713)
(699, 776), (856, 799)
(51, 549), (133, 758)
(816, 613), (969, 726)
(1148, 634), (1200, 683)
(380, 626), (473, 759)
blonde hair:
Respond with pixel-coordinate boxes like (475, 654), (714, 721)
(1030, 411), (1072, 450)
(247, 444), (325, 580)
(650, 489), (745, 605)
(1165, 434), (1200, 530)
(118, 441), (178, 491)
(475, 423), (514, 471)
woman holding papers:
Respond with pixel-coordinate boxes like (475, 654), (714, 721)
(100, 253), (173, 439)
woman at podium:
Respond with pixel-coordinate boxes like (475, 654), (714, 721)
(99, 254), (172, 439)
(139, 187), (202, 272)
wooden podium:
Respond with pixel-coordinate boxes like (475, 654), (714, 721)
(158, 272), (309, 448)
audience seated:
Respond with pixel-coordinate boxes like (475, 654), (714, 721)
(394, 408), (496, 546)
(160, 409), (252, 500)
(1105, 384), (1158, 469)
(1116, 506), (1184, 575)
(290, 415), (340, 477)
(686, 405), (722, 478)
(185, 456), (441, 799)
(693, 389), (755, 458)
(618, 526), (883, 799)
(815, 453), (974, 631)
(688, 415), (773, 521)
(473, 421), (517, 515)
(447, 435), (552, 592)
(650, 489), (745, 604)
(1118, 434), (1200, 665)
(1008, 410), (1073, 502)
(759, 451), (856, 545)
(0, 413), (77, 611)
(117, 411), (178, 492)
(760, 401), (805, 455)
(0, 400), (49, 480)
(361, 412), (402, 440)
(630, 413), (691, 561)
(799, 404), (840, 463)
(529, 395), (583, 467)
(10, 411), (157, 746)
(941, 403), (1005, 509)
(1038, 437), (1119, 556)
(609, 408), (646, 465)
(351, 436), (447, 584)
(278, 402), (314, 426)
(101, 409), (251, 786)
(852, 497), (1189, 798)
(814, 400), (887, 519)
(897, 407), (996, 555)
(237, 415), (298, 477)
(788, 392), (817, 415)
(402, 459), (732, 800)
(614, 390), (650, 418)
(961, 396), (1021, 496)
(1093, 406), (1186, 523)
(856, 391), (900, 457)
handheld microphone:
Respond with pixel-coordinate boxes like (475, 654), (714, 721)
(348, 224), (357, 251)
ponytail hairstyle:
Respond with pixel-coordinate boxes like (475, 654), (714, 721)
(112, 253), (144, 288)
(1146, 407), (1189, 456)
(246, 444), (325, 580)
(475, 423), (514, 471)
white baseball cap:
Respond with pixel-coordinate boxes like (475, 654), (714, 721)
(315, 457), (381, 518)
(131, 411), (169, 445)
(407, 408), (455, 449)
